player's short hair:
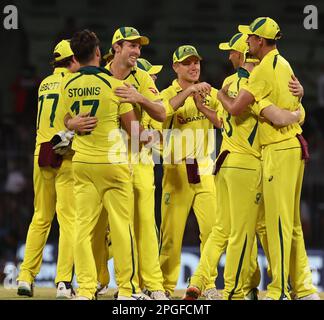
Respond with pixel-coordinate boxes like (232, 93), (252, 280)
(70, 29), (100, 64)
(264, 37), (279, 46)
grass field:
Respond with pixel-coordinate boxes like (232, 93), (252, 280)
(0, 287), (323, 300)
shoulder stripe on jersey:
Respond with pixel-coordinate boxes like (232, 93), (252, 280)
(129, 70), (140, 86)
(64, 73), (83, 89)
(273, 54), (279, 69)
(94, 74), (112, 89)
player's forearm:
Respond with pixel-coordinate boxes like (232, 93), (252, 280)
(197, 105), (222, 128)
(217, 90), (238, 116)
(139, 98), (166, 122)
(169, 87), (194, 111)
(261, 105), (300, 127)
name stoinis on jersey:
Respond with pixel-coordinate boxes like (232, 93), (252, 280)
(39, 82), (60, 92)
(68, 87), (101, 97)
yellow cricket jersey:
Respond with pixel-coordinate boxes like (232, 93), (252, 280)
(220, 68), (261, 158)
(242, 49), (302, 146)
(161, 79), (221, 173)
(105, 62), (162, 128)
(35, 68), (71, 155)
(105, 62), (163, 164)
(62, 66), (133, 164)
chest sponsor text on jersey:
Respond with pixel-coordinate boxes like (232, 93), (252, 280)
(177, 114), (207, 124)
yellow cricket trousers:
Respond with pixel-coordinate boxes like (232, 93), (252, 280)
(18, 156), (75, 284)
(93, 207), (110, 287)
(72, 162), (139, 299)
(189, 153), (261, 299)
(159, 162), (217, 295)
(262, 137), (317, 299)
(132, 163), (164, 291)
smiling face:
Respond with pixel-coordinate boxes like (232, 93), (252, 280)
(114, 39), (142, 68)
(173, 56), (201, 83)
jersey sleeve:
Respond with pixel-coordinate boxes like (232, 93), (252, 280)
(140, 72), (163, 102)
(241, 65), (272, 103)
(161, 87), (177, 117)
(119, 102), (134, 115)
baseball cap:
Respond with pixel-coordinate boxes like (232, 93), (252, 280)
(137, 58), (163, 75)
(112, 27), (149, 45)
(52, 39), (74, 64)
(173, 45), (202, 63)
(103, 48), (114, 61)
(218, 33), (248, 54)
(238, 17), (282, 40)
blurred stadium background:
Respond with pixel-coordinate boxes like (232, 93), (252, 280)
(0, 0), (324, 291)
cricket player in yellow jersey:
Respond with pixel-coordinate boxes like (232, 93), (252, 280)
(217, 17), (319, 300)
(16, 40), (82, 299)
(159, 45), (223, 299)
(63, 29), (150, 300)
(184, 33), (301, 300)
(99, 28), (168, 300)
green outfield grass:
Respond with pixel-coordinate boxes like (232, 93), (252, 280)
(0, 287), (323, 300)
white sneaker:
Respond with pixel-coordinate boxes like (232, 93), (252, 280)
(97, 283), (109, 296)
(73, 296), (90, 300)
(56, 282), (75, 299)
(202, 287), (222, 300)
(149, 291), (169, 300)
(117, 292), (152, 300)
(17, 281), (33, 297)
(298, 293), (320, 300)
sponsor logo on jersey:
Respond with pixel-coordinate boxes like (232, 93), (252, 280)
(177, 114), (207, 124)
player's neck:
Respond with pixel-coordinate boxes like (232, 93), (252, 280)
(178, 78), (195, 90)
(259, 45), (277, 61)
(110, 59), (131, 80)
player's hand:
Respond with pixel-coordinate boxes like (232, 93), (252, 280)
(189, 82), (211, 96)
(115, 83), (143, 104)
(193, 92), (207, 110)
(292, 107), (302, 122)
(217, 83), (231, 101)
(67, 112), (97, 133)
(289, 75), (304, 99)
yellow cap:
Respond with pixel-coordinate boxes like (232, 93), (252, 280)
(103, 48), (113, 61)
(238, 17), (281, 40)
(137, 58), (163, 75)
(112, 27), (149, 45)
(52, 40), (74, 63)
(218, 33), (248, 54)
(173, 45), (202, 63)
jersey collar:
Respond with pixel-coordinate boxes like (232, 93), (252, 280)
(53, 67), (70, 75)
(237, 67), (250, 79)
(78, 65), (111, 75)
(171, 79), (183, 93)
(262, 48), (280, 61)
(105, 60), (137, 79)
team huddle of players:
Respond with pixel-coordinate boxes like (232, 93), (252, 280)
(16, 17), (320, 300)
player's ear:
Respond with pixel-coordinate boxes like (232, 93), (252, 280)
(172, 62), (178, 73)
(112, 43), (121, 54)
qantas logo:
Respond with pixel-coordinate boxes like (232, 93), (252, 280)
(177, 114), (207, 124)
